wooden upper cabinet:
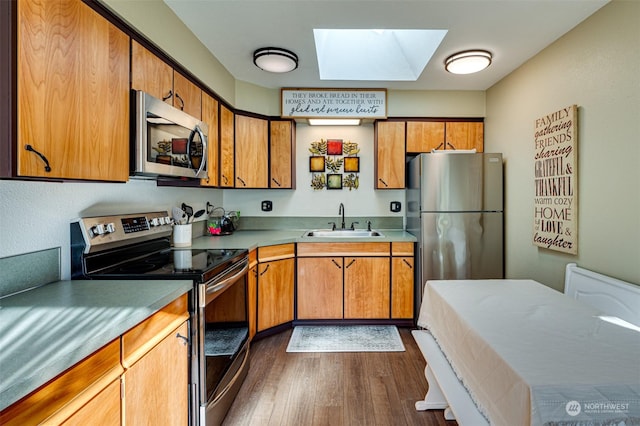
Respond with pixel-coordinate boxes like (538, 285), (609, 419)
(131, 40), (173, 102)
(269, 120), (295, 189)
(375, 121), (405, 189)
(200, 93), (219, 187)
(235, 115), (268, 188)
(219, 105), (235, 187)
(446, 121), (484, 152)
(173, 72), (201, 119)
(406, 121), (445, 152)
(131, 41), (201, 119)
(17, 0), (130, 181)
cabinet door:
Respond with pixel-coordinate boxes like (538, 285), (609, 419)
(219, 105), (235, 187)
(248, 250), (258, 339)
(445, 121), (484, 152)
(406, 121), (445, 152)
(201, 93), (219, 187)
(257, 258), (295, 331)
(375, 121), (405, 189)
(173, 71), (202, 119)
(235, 115), (268, 188)
(131, 40), (173, 101)
(297, 257), (343, 319)
(392, 257), (414, 319)
(344, 257), (390, 318)
(18, 0), (129, 181)
(270, 120), (295, 188)
(124, 321), (189, 426)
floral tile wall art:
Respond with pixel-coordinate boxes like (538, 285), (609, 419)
(308, 138), (360, 191)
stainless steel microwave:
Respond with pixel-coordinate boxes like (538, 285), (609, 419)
(131, 90), (208, 179)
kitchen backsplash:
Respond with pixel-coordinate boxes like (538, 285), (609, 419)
(0, 248), (60, 298)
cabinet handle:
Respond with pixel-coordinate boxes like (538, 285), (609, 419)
(446, 142), (457, 150)
(402, 259), (413, 268)
(272, 178), (281, 187)
(222, 174), (229, 184)
(345, 259), (356, 269)
(25, 145), (51, 172)
(176, 333), (189, 346)
(331, 259), (342, 269)
(378, 178), (388, 187)
(435, 142), (444, 150)
(162, 90), (173, 102)
(237, 177), (247, 186)
(175, 92), (185, 111)
(259, 264), (270, 276)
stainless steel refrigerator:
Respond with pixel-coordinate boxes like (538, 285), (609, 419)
(407, 152), (504, 309)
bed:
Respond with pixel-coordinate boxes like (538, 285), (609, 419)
(412, 263), (640, 426)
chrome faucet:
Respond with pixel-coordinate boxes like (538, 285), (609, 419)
(338, 203), (345, 229)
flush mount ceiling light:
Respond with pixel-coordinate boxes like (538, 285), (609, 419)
(253, 47), (298, 73)
(445, 50), (492, 74)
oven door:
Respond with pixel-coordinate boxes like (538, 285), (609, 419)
(132, 90), (208, 179)
(197, 258), (249, 410)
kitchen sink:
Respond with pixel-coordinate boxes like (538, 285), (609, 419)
(303, 229), (385, 238)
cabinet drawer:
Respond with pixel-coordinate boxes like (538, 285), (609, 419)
(121, 294), (189, 368)
(258, 243), (295, 262)
(391, 242), (414, 256)
(297, 242), (390, 257)
(0, 339), (122, 425)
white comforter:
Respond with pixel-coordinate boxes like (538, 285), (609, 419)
(418, 279), (640, 426)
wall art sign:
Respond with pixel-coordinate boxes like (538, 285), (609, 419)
(281, 88), (387, 119)
(532, 104), (578, 254)
(308, 139), (360, 191)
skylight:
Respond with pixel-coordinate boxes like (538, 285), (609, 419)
(313, 29), (447, 81)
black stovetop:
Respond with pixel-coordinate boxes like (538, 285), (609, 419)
(74, 238), (247, 283)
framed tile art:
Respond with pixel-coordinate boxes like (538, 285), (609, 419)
(327, 174), (343, 189)
(309, 156), (325, 172)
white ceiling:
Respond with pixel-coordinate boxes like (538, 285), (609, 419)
(164, 0), (609, 91)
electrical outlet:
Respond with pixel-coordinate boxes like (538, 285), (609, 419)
(390, 201), (401, 212)
(261, 200), (273, 212)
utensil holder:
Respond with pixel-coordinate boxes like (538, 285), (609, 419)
(173, 224), (192, 247)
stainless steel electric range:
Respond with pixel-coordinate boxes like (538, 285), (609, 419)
(70, 211), (249, 426)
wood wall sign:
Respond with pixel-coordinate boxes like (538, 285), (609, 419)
(532, 104), (578, 254)
(281, 88), (387, 119)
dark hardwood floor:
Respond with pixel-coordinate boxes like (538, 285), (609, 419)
(222, 327), (458, 426)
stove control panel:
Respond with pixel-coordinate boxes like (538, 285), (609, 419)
(73, 211), (173, 252)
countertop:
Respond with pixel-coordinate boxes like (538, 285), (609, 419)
(190, 229), (417, 251)
(0, 279), (192, 411)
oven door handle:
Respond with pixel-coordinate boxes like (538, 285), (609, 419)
(203, 259), (249, 297)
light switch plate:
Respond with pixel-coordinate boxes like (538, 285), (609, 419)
(390, 201), (401, 212)
(261, 200), (273, 212)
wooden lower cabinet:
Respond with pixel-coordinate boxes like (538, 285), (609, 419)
(297, 257), (344, 319)
(344, 257), (390, 319)
(257, 244), (295, 332)
(391, 242), (415, 319)
(123, 321), (189, 426)
(296, 242), (397, 321)
(391, 257), (414, 319)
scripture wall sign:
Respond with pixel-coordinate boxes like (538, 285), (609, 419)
(281, 88), (387, 119)
(532, 104), (578, 254)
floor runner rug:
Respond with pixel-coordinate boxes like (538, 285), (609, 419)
(286, 325), (405, 353)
